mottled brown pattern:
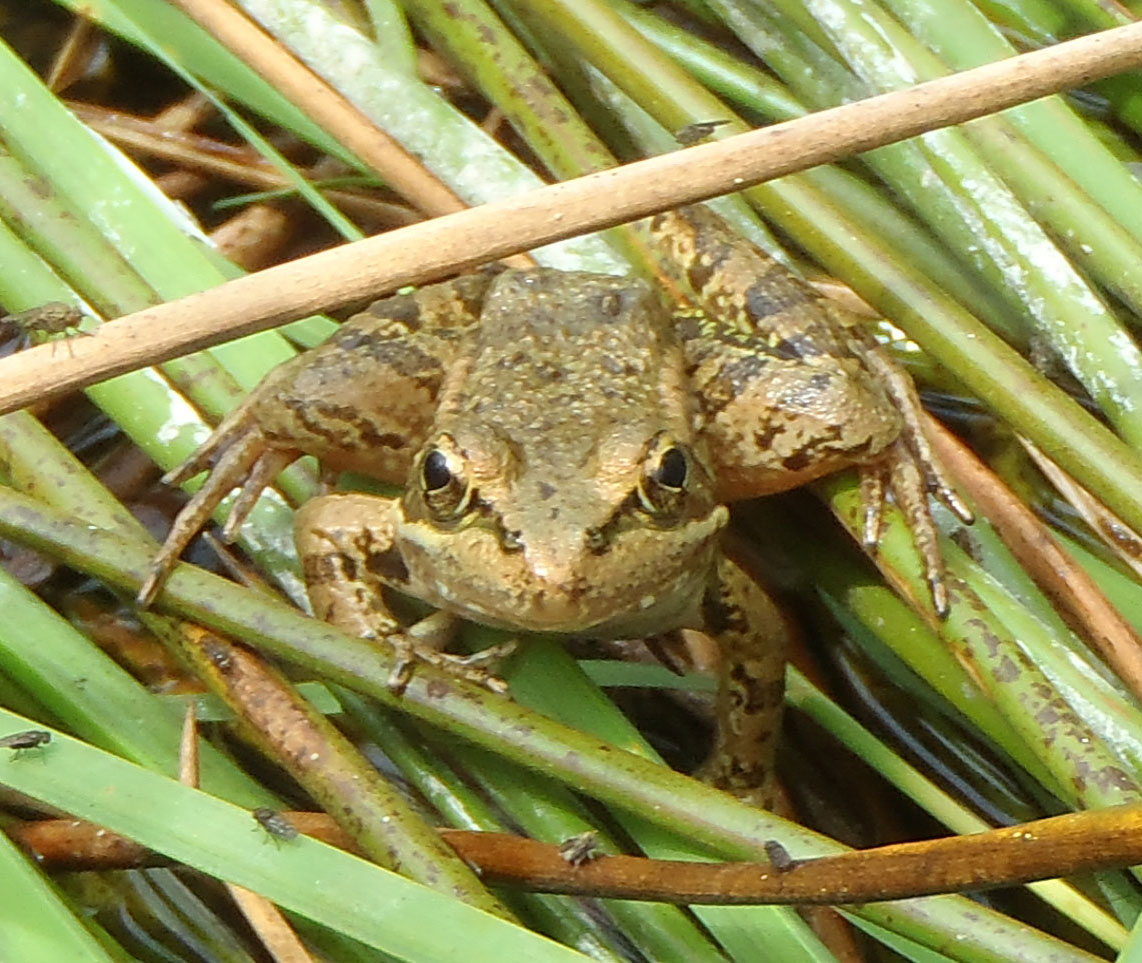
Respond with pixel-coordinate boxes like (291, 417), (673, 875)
(697, 554), (788, 809)
(147, 204), (969, 803)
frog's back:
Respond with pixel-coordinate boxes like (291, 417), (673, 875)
(450, 269), (681, 469)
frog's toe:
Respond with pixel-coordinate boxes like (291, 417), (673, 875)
(385, 635), (419, 695)
(857, 462), (887, 549)
(162, 409), (252, 487)
(136, 561), (168, 608)
(893, 407), (973, 527)
(923, 452), (974, 525)
(220, 448), (297, 542)
(861, 343), (973, 528)
(143, 425), (290, 608)
(876, 438), (954, 618)
(383, 639), (513, 695)
(854, 340), (969, 617)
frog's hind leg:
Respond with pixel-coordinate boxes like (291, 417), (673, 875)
(857, 347), (973, 618)
(697, 551), (790, 810)
(658, 203), (971, 617)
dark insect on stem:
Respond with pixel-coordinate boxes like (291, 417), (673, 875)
(764, 839), (797, 872)
(1, 303), (91, 355)
(558, 830), (600, 867)
(0, 729), (52, 754)
(673, 119), (731, 145)
(252, 807), (299, 842)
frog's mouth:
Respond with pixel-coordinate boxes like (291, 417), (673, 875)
(451, 570), (709, 637)
(396, 512), (725, 637)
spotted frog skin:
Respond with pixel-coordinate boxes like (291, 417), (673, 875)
(141, 206), (967, 806)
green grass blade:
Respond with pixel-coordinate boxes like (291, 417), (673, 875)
(497, 638), (836, 963)
(0, 709), (589, 962)
(0, 564), (270, 806)
(783, 0), (1142, 446)
(886, 0), (1142, 246)
(52, 0), (358, 165)
(0, 830), (120, 963)
(235, 0), (623, 272)
(339, 700), (636, 961)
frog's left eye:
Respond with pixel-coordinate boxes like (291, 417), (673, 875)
(638, 436), (692, 516)
(653, 446), (688, 490)
(417, 436), (472, 520)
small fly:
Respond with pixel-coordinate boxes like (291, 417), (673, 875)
(764, 839), (797, 873)
(2, 303), (89, 355)
(0, 729), (52, 756)
(673, 119), (731, 145)
(252, 808), (298, 842)
(558, 830), (600, 867)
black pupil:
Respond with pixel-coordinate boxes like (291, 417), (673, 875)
(422, 449), (453, 491)
(655, 447), (687, 488)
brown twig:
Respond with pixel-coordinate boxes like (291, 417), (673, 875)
(13, 802), (1142, 904)
(3, 21), (1142, 414)
(7, 812), (355, 870)
(45, 14), (100, 93)
(1022, 437), (1142, 579)
(71, 104), (420, 227)
(927, 419), (1142, 702)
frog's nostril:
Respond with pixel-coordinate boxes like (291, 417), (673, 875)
(584, 527), (608, 553)
(499, 527), (523, 551)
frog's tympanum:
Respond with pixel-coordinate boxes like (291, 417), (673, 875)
(140, 206), (969, 806)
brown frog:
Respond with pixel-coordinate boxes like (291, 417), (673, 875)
(140, 206), (968, 806)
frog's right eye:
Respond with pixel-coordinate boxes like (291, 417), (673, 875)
(418, 438), (472, 519)
(421, 450), (453, 491)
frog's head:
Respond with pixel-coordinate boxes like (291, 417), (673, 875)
(394, 425), (728, 637)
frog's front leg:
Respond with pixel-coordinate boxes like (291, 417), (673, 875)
(294, 493), (510, 693)
(698, 550), (790, 809)
(654, 206), (971, 615)
(138, 273), (493, 606)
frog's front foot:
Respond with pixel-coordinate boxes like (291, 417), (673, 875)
(296, 493), (517, 695)
(386, 635), (516, 696)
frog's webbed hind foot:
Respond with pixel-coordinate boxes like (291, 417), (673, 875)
(857, 348), (973, 618)
(137, 414), (297, 607)
(859, 443), (952, 616)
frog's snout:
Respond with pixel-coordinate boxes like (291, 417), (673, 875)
(399, 508), (721, 637)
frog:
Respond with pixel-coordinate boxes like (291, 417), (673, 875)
(138, 205), (969, 807)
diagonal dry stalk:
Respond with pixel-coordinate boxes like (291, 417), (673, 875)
(167, 0), (470, 218)
(1, 20), (1142, 414)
